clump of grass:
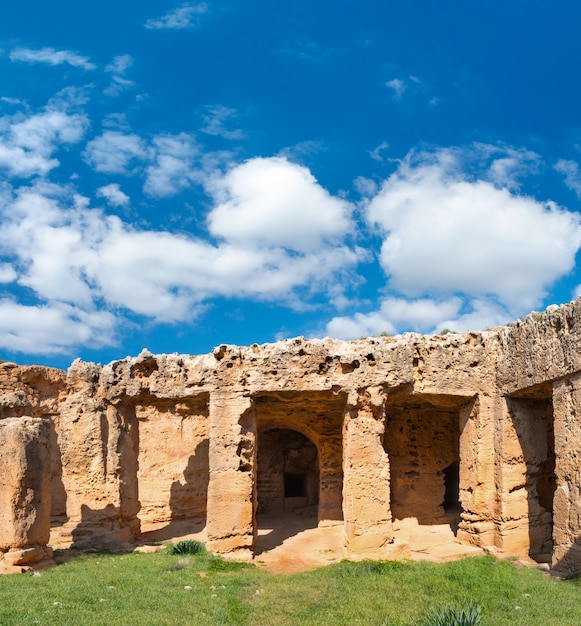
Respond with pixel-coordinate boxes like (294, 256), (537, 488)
(414, 600), (482, 626)
(169, 540), (206, 555)
(333, 559), (406, 577)
(170, 557), (191, 571)
(207, 556), (254, 573)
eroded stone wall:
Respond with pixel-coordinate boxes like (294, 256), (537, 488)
(136, 397), (209, 524)
(5, 300), (581, 571)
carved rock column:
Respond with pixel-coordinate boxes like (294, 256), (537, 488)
(206, 392), (256, 558)
(552, 373), (581, 572)
(456, 395), (498, 550)
(342, 386), (393, 555)
(0, 417), (54, 573)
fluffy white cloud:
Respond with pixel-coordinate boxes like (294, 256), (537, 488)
(323, 144), (581, 341)
(325, 296), (513, 339)
(326, 297), (463, 338)
(10, 47), (96, 70)
(0, 300), (115, 354)
(0, 264), (17, 283)
(207, 157), (353, 253)
(97, 183), (130, 207)
(83, 131), (148, 173)
(143, 133), (199, 197)
(366, 145), (581, 311)
(0, 171), (360, 345)
(144, 3), (207, 29)
(0, 105), (89, 177)
(84, 130), (204, 197)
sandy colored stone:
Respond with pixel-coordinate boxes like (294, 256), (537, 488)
(7, 299), (581, 572)
(0, 417), (52, 551)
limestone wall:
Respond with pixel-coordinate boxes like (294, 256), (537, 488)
(4, 299), (581, 572)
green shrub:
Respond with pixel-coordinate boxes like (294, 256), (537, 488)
(415, 600), (482, 626)
(169, 539), (206, 555)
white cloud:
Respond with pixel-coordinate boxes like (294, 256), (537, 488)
(144, 3), (207, 30)
(369, 141), (389, 162)
(366, 145), (581, 312)
(97, 183), (130, 207)
(10, 47), (96, 70)
(105, 54), (133, 74)
(0, 105), (89, 177)
(83, 131), (148, 173)
(326, 297), (463, 338)
(0, 300), (115, 354)
(353, 176), (378, 198)
(104, 54), (135, 96)
(555, 159), (581, 198)
(325, 296), (512, 338)
(0, 264), (17, 283)
(207, 157), (353, 253)
(200, 105), (244, 140)
(386, 78), (406, 98)
(434, 299), (512, 333)
(0, 173), (360, 336)
(1, 97), (24, 106)
(104, 76), (135, 97)
(143, 133), (199, 197)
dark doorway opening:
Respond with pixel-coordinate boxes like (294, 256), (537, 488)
(285, 473), (307, 498)
(443, 459), (460, 512)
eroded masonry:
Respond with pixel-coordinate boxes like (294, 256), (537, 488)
(4, 298), (581, 573)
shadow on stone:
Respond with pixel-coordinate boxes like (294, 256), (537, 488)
(254, 512), (318, 555)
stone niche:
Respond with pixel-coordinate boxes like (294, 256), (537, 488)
(385, 393), (471, 526)
(257, 428), (319, 515)
(136, 395), (209, 525)
(253, 391), (344, 523)
(503, 384), (556, 561)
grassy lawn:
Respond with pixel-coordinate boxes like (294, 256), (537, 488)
(0, 550), (579, 625)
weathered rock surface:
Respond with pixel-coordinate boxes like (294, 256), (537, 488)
(5, 299), (581, 572)
(0, 417), (53, 572)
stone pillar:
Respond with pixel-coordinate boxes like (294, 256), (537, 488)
(490, 397), (534, 555)
(342, 386), (393, 556)
(0, 417), (54, 573)
(206, 392), (256, 559)
(456, 395), (498, 549)
(552, 373), (581, 572)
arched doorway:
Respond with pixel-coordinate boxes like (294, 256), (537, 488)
(257, 428), (319, 516)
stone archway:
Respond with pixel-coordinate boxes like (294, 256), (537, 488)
(253, 391), (344, 524)
(257, 428), (319, 516)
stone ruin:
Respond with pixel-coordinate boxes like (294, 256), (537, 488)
(4, 298), (581, 573)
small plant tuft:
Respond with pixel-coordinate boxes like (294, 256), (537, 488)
(414, 600), (482, 626)
(169, 540), (206, 555)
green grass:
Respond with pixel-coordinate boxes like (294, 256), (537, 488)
(0, 554), (579, 625)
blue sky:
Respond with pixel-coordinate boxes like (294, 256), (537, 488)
(1, 1), (581, 369)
